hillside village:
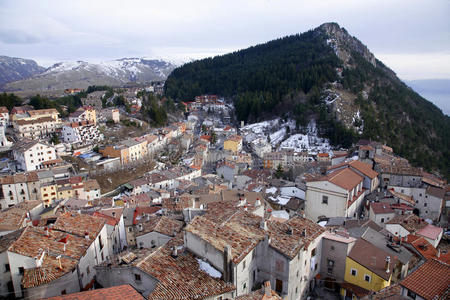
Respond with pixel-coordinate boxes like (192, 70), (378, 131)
(0, 88), (448, 300)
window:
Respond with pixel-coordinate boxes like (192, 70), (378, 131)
(322, 195), (328, 204)
(327, 259), (334, 274)
(217, 297), (223, 300)
(350, 268), (357, 276)
(407, 290), (416, 299)
(243, 282), (247, 290)
(311, 248), (316, 257)
(330, 245), (335, 251)
(128, 227), (133, 232)
(381, 218), (385, 223)
(134, 274), (141, 281)
(424, 203), (427, 207)
(86, 266), (90, 274)
(4, 264), (10, 272)
(61, 290), (67, 295)
(297, 270), (299, 277)
(364, 274), (371, 282)
(242, 260), (246, 270)
(19, 267), (24, 275)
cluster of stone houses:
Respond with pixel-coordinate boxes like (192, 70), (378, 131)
(0, 92), (448, 300)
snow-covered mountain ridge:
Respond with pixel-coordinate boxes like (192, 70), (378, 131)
(2, 57), (177, 92)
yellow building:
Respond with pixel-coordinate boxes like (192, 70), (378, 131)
(223, 135), (242, 152)
(57, 185), (75, 199)
(341, 239), (394, 299)
(40, 182), (58, 207)
(100, 138), (147, 165)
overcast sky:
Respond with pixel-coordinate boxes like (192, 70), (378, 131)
(0, 0), (449, 80)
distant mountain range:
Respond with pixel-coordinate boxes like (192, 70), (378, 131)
(0, 56), (46, 87)
(0, 57), (177, 92)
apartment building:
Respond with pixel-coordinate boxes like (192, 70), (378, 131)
(12, 140), (57, 172)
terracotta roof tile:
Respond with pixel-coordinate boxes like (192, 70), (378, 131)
(141, 235), (236, 300)
(185, 212), (265, 264)
(348, 239), (396, 281)
(400, 259), (450, 300)
(136, 216), (184, 237)
(0, 201), (41, 231)
(53, 212), (106, 240)
(44, 284), (145, 299)
(370, 202), (395, 214)
(386, 214), (428, 233)
(267, 217), (325, 259)
(321, 168), (363, 191)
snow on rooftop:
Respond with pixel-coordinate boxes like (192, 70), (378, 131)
(196, 258), (222, 278)
(272, 210), (289, 220)
(318, 221), (327, 227)
(269, 195), (291, 205)
(266, 187), (277, 194)
(270, 128), (286, 146)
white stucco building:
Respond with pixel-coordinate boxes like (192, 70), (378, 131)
(13, 140), (57, 172)
(305, 168), (366, 222)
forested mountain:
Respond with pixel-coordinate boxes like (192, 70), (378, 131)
(165, 23), (450, 178)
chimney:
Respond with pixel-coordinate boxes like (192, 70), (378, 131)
(264, 281), (271, 297)
(138, 224), (143, 231)
(84, 232), (90, 240)
(286, 226), (293, 235)
(146, 214), (150, 221)
(385, 256), (391, 273)
(260, 220), (268, 231)
(437, 249), (441, 258)
(56, 255), (63, 270)
(171, 247), (178, 258)
(255, 198), (261, 206)
(223, 245), (232, 282)
(44, 227), (49, 237)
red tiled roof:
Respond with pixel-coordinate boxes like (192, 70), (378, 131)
(416, 224), (443, 240)
(348, 239), (396, 281)
(404, 235), (450, 264)
(370, 202), (395, 215)
(400, 259), (450, 300)
(341, 282), (371, 298)
(133, 206), (161, 225)
(185, 212), (265, 264)
(44, 284), (145, 299)
(142, 235), (236, 300)
(53, 212), (106, 240)
(136, 216), (184, 237)
(320, 168), (363, 191)
(386, 214), (427, 233)
(267, 217), (325, 259)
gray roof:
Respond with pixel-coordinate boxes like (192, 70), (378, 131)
(361, 227), (413, 264)
(123, 207), (135, 226)
(37, 170), (54, 180)
(65, 197), (90, 209)
(120, 138), (141, 147)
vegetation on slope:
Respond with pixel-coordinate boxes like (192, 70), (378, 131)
(165, 24), (450, 178)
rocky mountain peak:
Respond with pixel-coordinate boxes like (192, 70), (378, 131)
(318, 22), (377, 68)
